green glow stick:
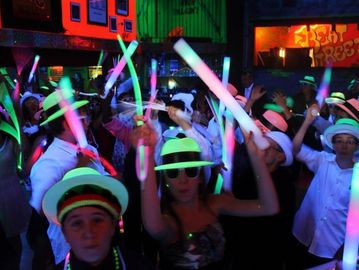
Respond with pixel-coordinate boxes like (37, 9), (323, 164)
(117, 35), (143, 122)
(0, 121), (19, 144)
(214, 173), (223, 195)
(0, 83), (21, 145)
(0, 68), (15, 89)
(117, 35), (147, 181)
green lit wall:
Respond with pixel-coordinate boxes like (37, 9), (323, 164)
(136, 0), (227, 43)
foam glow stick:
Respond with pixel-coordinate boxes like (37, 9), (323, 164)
(0, 83), (21, 145)
(57, 77), (88, 148)
(0, 121), (18, 143)
(96, 50), (104, 70)
(214, 173), (224, 194)
(28, 55), (40, 84)
(12, 81), (21, 106)
(117, 35), (147, 181)
(316, 67), (332, 109)
(219, 57), (230, 118)
(0, 68), (15, 89)
(104, 40), (138, 98)
(150, 59), (157, 97)
(173, 38), (269, 149)
(342, 162), (359, 270)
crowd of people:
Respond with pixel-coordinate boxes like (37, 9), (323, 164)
(0, 67), (359, 270)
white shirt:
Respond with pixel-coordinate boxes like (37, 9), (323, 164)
(30, 137), (108, 264)
(293, 145), (353, 258)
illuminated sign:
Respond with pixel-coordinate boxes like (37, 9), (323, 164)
(62, 0), (136, 42)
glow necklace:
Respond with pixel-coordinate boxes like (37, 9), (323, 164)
(64, 247), (126, 270)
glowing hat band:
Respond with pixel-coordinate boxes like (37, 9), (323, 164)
(57, 193), (121, 223)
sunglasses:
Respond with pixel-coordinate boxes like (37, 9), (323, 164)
(165, 167), (200, 179)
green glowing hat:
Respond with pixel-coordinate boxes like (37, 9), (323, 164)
(323, 118), (359, 149)
(40, 90), (88, 126)
(263, 103), (284, 113)
(325, 92), (346, 105)
(155, 137), (213, 171)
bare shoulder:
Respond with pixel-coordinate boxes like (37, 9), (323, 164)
(207, 193), (236, 214)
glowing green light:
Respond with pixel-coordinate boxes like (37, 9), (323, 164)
(214, 174), (223, 195)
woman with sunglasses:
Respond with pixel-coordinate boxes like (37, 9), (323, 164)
(133, 118), (279, 270)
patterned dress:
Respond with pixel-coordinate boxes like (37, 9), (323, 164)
(162, 222), (225, 269)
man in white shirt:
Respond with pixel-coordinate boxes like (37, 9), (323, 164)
(28, 90), (108, 269)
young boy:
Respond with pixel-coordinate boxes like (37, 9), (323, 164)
(288, 104), (359, 269)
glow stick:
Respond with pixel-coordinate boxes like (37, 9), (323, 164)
(214, 173), (223, 194)
(342, 162), (359, 270)
(28, 55), (40, 84)
(0, 121), (18, 143)
(173, 38), (269, 150)
(117, 35), (147, 181)
(57, 77), (88, 148)
(219, 57), (230, 118)
(316, 67), (332, 108)
(116, 101), (192, 123)
(116, 77), (134, 97)
(222, 112), (235, 191)
(0, 83), (21, 145)
(0, 68), (15, 89)
(150, 59), (157, 97)
(312, 67), (332, 116)
(103, 40), (138, 98)
(96, 50), (104, 73)
(12, 81), (21, 105)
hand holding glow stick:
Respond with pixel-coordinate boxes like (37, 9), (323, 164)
(117, 35), (147, 181)
(173, 38), (269, 149)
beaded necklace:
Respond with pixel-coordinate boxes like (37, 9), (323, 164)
(64, 247), (126, 270)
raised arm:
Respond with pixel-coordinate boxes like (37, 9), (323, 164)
(214, 129), (279, 217)
(292, 104), (319, 154)
(131, 118), (172, 240)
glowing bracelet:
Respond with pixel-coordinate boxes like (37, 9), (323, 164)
(173, 38), (269, 149)
(28, 55), (40, 84)
(342, 162), (359, 270)
(104, 40), (138, 99)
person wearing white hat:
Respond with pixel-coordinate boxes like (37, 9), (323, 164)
(27, 89), (109, 268)
(151, 92), (213, 183)
(289, 105), (359, 269)
(221, 129), (296, 269)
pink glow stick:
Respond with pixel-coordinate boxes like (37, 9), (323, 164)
(150, 59), (157, 97)
(342, 163), (359, 270)
(57, 77), (88, 148)
(103, 40), (138, 98)
(316, 67), (332, 108)
(173, 38), (269, 149)
(28, 55), (40, 84)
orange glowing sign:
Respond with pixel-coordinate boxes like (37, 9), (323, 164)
(255, 23), (359, 67)
(62, 0), (136, 42)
